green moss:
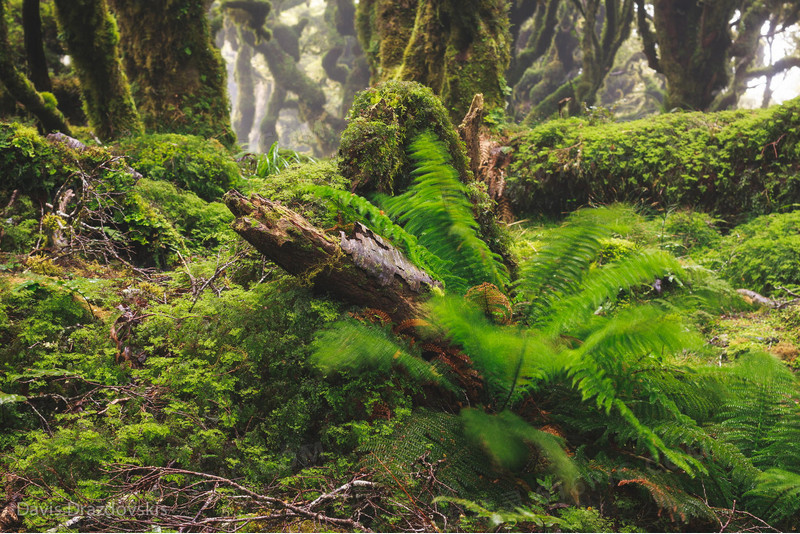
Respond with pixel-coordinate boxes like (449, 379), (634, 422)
(114, 133), (241, 201)
(247, 159), (349, 226)
(508, 97), (800, 218)
(133, 179), (235, 250)
(339, 81), (471, 194)
(108, 0), (235, 147)
(696, 211), (800, 296)
(52, 0), (142, 140)
(0, 122), (62, 196)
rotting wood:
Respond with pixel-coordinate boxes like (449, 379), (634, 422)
(225, 191), (440, 322)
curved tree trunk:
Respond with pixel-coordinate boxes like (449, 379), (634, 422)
(0, 0), (70, 134)
(52, 0), (141, 141)
(108, 0), (235, 146)
(638, 0), (735, 111)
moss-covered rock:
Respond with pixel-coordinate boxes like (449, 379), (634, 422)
(339, 81), (512, 269)
(339, 81), (471, 195)
(114, 134), (241, 201)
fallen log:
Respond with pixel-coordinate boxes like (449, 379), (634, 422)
(224, 191), (440, 323)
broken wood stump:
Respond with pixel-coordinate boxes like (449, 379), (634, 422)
(224, 191), (440, 322)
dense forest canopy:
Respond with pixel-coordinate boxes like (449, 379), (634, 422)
(2, 0), (800, 533)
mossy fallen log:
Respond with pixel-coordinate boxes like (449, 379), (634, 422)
(506, 97), (800, 220)
(225, 190), (439, 322)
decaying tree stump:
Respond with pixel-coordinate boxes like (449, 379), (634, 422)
(225, 191), (440, 322)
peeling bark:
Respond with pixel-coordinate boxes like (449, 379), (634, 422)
(225, 191), (439, 322)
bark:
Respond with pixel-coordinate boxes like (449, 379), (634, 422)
(0, 0), (71, 134)
(52, 0), (141, 140)
(108, 0), (234, 146)
(458, 93), (484, 181)
(22, 0), (51, 91)
(644, 0), (736, 110)
(357, 0), (511, 121)
(225, 191), (439, 323)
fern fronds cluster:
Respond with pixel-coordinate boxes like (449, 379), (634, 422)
(307, 138), (800, 528)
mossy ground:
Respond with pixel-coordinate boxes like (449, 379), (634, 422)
(3, 117), (800, 532)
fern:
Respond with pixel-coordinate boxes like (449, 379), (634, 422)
(745, 468), (800, 523)
(311, 319), (457, 392)
(311, 185), (451, 285)
(378, 132), (509, 294)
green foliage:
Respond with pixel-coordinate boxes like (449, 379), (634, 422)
(339, 81), (472, 195)
(114, 133), (241, 201)
(133, 178), (235, 251)
(247, 159), (350, 226)
(0, 122), (64, 196)
(380, 132), (509, 293)
(696, 210), (800, 295)
(508, 97), (800, 218)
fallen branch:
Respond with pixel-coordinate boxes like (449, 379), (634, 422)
(225, 191), (438, 323)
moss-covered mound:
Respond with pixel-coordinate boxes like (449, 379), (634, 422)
(113, 133), (241, 201)
(697, 210), (800, 295)
(338, 81), (471, 195)
(508, 97), (800, 219)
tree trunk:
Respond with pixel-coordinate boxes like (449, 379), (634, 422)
(233, 35), (255, 146)
(225, 191), (439, 323)
(642, 0), (735, 111)
(0, 0), (71, 135)
(357, 0), (511, 121)
(108, 0), (235, 146)
(52, 0), (141, 141)
(22, 0), (51, 92)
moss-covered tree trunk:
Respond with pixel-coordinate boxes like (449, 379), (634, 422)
(108, 0), (235, 146)
(52, 0), (141, 141)
(357, 0), (511, 121)
(637, 0), (735, 111)
(0, 0), (71, 134)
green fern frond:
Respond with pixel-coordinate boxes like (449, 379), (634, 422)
(517, 207), (635, 322)
(311, 319), (457, 392)
(379, 132), (509, 293)
(311, 185), (450, 285)
(745, 468), (800, 523)
(426, 296), (560, 403)
(433, 496), (564, 529)
(616, 467), (717, 522)
(460, 408), (579, 491)
(362, 409), (525, 506)
(542, 250), (684, 335)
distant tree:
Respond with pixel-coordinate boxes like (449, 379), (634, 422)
(637, 0), (800, 111)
